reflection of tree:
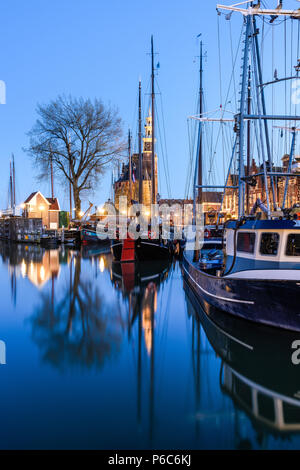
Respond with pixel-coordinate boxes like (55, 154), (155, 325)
(30, 255), (122, 371)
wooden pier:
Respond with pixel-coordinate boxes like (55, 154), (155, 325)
(0, 217), (81, 246)
(0, 217), (43, 243)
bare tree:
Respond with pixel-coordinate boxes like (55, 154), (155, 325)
(26, 95), (124, 218)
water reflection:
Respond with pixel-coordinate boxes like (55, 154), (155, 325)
(0, 240), (300, 448)
(0, 242), (61, 286)
(184, 280), (300, 448)
(111, 259), (172, 442)
(30, 251), (124, 371)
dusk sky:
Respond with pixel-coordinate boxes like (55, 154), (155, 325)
(0, 0), (299, 211)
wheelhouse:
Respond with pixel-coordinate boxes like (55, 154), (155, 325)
(224, 220), (300, 277)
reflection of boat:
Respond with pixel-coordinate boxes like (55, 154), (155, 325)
(81, 243), (111, 259)
(112, 258), (170, 290)
(184, 279), (300, 436)
(222, 363), (300, 433)
(112, 257), (172, 441)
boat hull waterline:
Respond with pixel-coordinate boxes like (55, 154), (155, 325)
(81, 228), (110, 245)
(183, 250), (300, 332)
(111, 238), (171, 262)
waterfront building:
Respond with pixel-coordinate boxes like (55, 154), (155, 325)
(22, 191), (60, 229)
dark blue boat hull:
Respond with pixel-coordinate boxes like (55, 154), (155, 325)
(111, 238), (172, 262)
(183, 250), (300, 332)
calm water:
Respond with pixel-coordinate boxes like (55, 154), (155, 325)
(0, 241), (300, 450)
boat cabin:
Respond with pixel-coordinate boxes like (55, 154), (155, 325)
(225, 219), (300, 278)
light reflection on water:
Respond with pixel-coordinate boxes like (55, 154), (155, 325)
(0, 241), (300, 449)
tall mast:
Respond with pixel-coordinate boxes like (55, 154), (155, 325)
(69, 169), (72, 221)
(128, 129), (132, 202)
(9, 160), (13, 212)
(50, 150), (54, 200)
(138, 80), (143, 204)
(237, 14), (251, 219)
(151, 35), (156, 205)
(197, 41), (203, 204)
(68, 133), (72, 222)
(12, 154), (16, 215)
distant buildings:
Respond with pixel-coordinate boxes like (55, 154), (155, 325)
(158, 193), (222, 225)
(223, 155), (300, 218)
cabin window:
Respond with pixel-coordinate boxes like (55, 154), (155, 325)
(286, 234), (300, 256)
(237, 232), (255, 253)
(260, 233), (279, 256)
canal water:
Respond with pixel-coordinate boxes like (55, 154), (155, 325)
(0, 241), (300, 450)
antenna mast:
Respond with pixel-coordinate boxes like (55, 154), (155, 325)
(197, 41), (204, 204)
(151, 36), (156, 205)
(9, 160), (13, 213)
(246, 65), (251, 215)
(12, 154), (16, 216)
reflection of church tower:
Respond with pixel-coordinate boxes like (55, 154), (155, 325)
(142, 282), (157, 355)
(113, 110), (158, 210)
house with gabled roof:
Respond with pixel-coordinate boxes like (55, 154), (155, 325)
(23, 191), (60, 229)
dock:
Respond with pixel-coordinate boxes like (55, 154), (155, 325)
(0, 217), (81, 246)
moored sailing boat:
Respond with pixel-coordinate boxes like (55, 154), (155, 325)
(183, 2), (300, 332)
(112, 37), (172, 263)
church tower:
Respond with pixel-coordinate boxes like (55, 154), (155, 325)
(113, 110), (158, 210)
(143, 111), (154, 153)
(142, 109), (158, 204)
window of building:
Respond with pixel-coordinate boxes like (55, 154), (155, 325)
(286, 233), (300, 256)
(237, 232), (256, 253)
(260, 233), (279, 256)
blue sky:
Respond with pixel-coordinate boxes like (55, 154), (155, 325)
(0, 0), (299, 211)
